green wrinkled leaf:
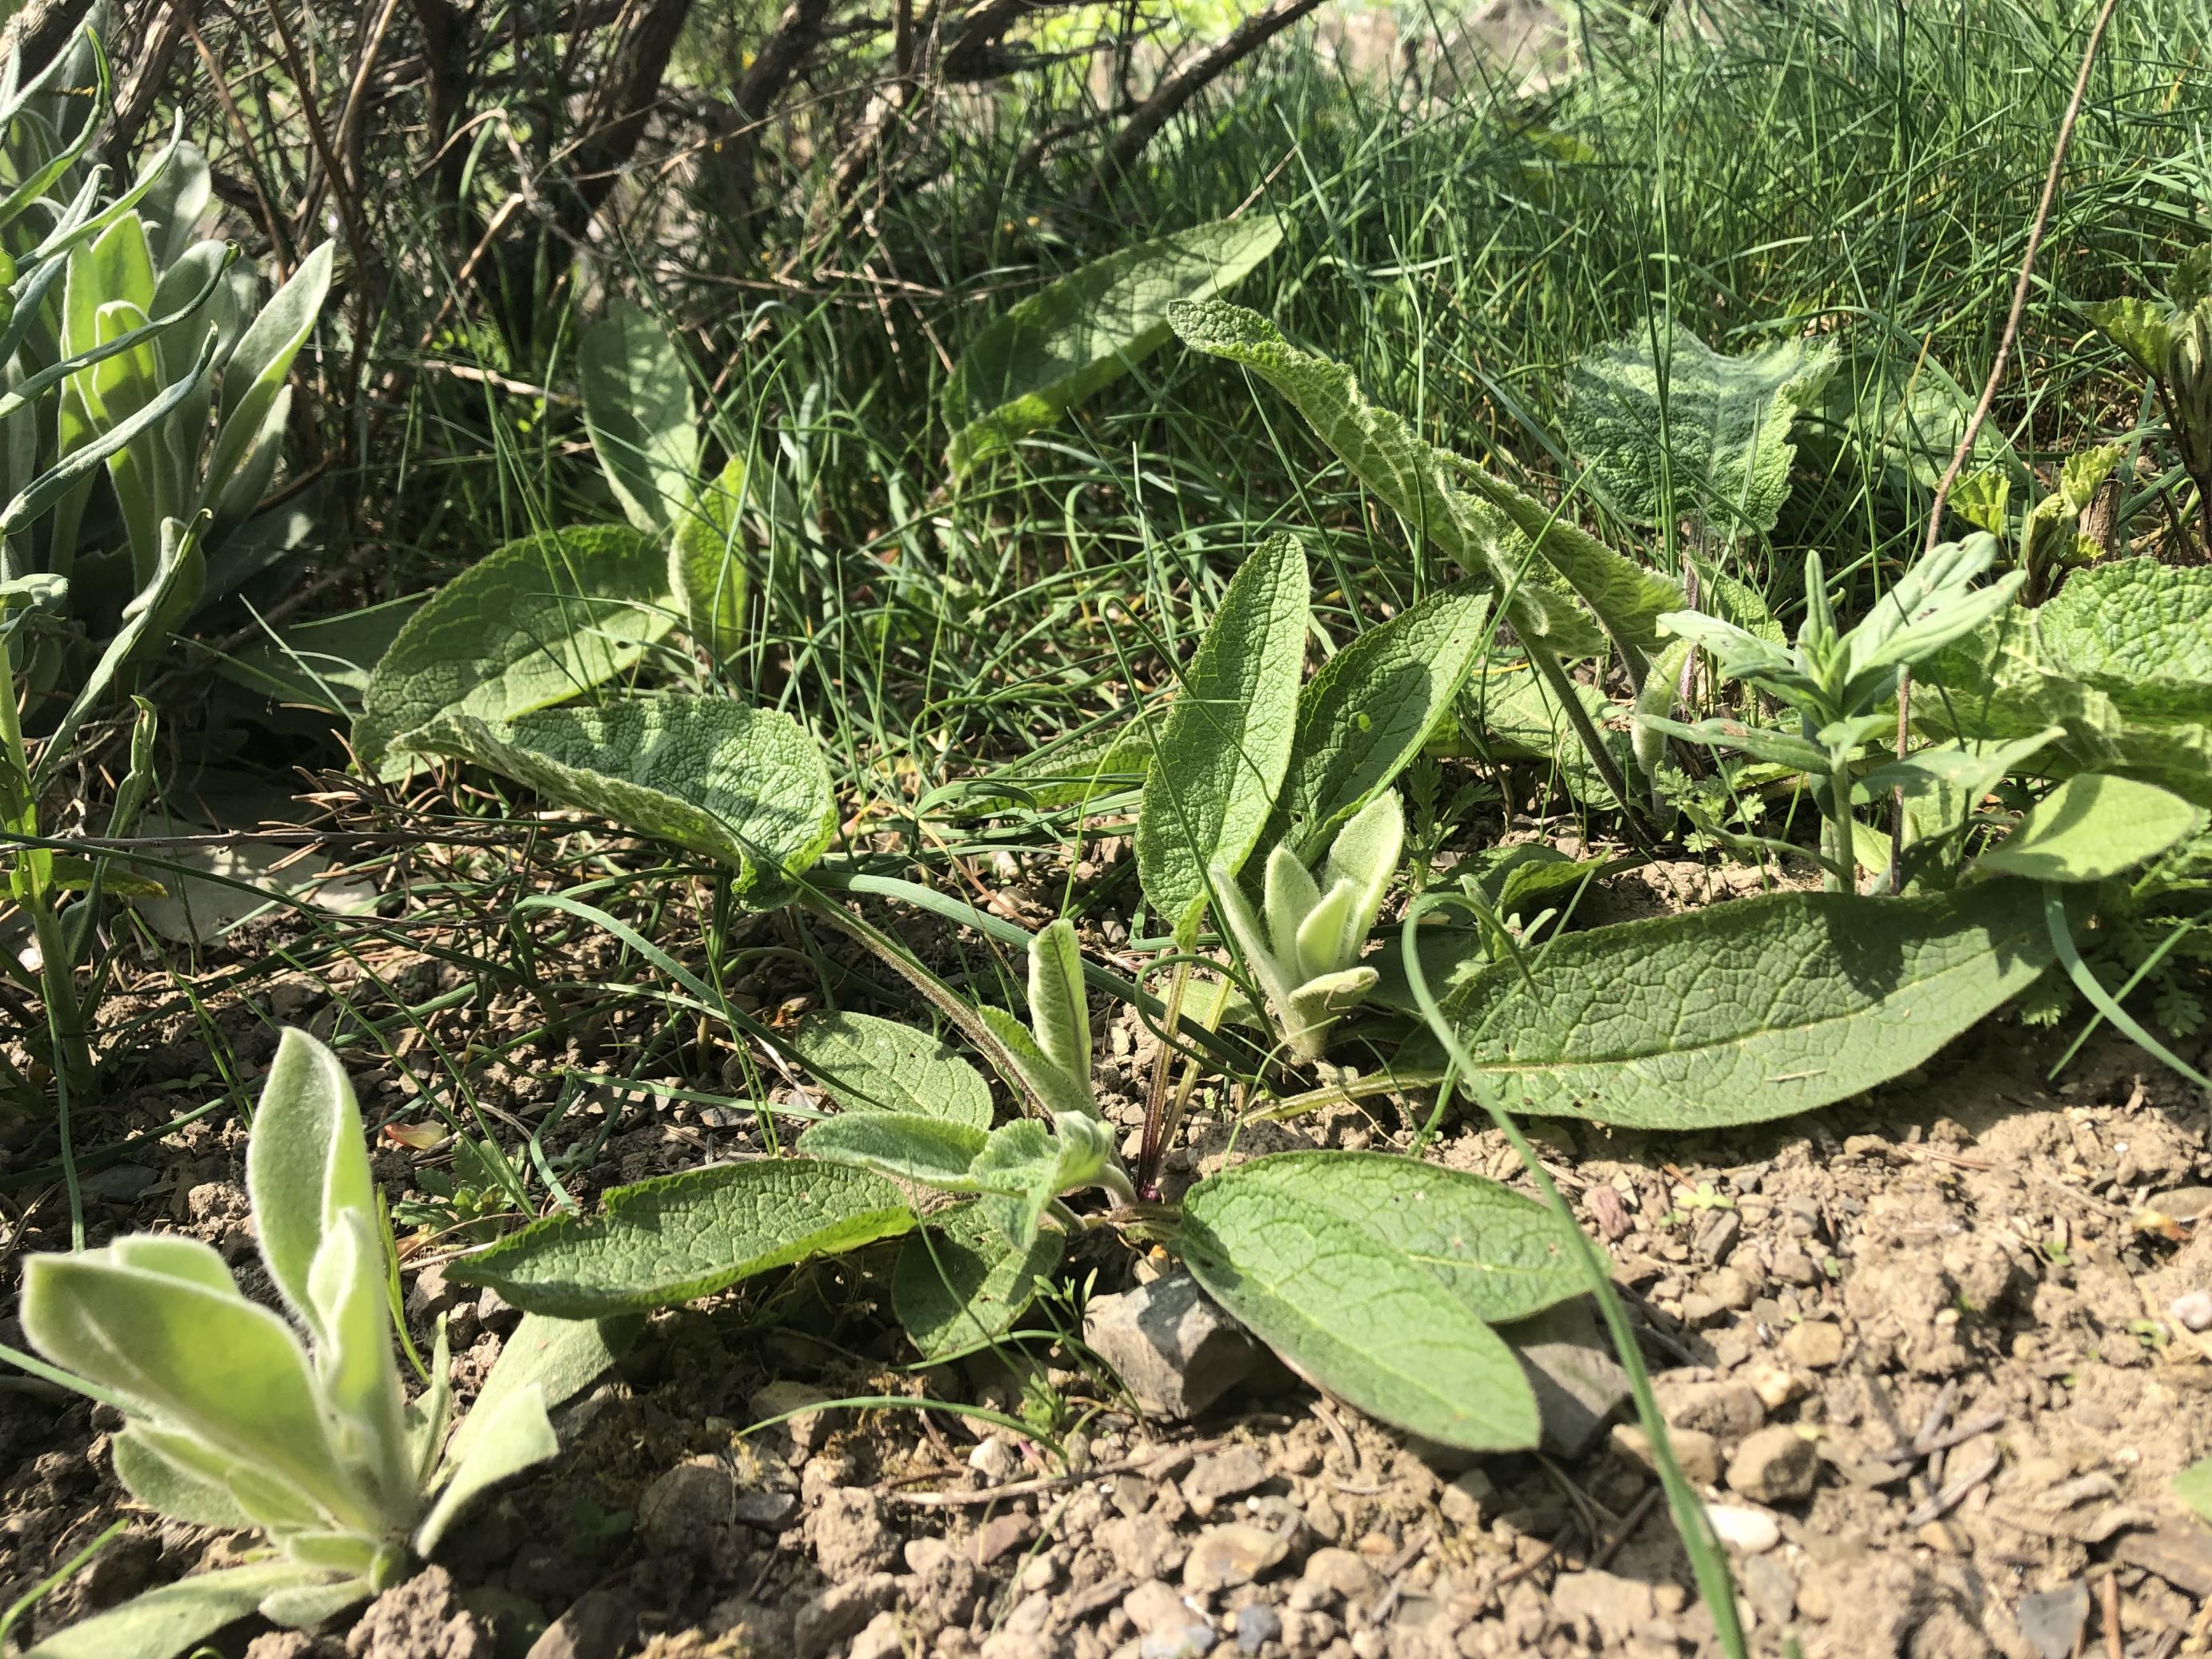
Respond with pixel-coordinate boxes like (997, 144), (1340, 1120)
(354, 526), (675, 772)
(1977, 774), (2202, 884)
(20, 1562), (345, 1659)
(1418, 881), (2055, 1128)
(1563, 327), (1834, 534)
(1261, 585), (1491, 863)
(1917, 562), (2212, 807)
(445, 1160), (914, 1317)
(442, 1313), (639, 1471)
(799, 1112), (991, 1186)
(670, 453), (750, 657)
(1136, 532), (1308, 944)
(414, 695), (837, 905)
(789, 1010), (994, 1127)
(944, 214), (1283, 475)
(1180, 1152), (1574, 1450)
(892, 1202), (1063, 1356)
(1803, 331), (2028, 498)
(1169, 300), (1680, 657)
(580, 299), (700, 531)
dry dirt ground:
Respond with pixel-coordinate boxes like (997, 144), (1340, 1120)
(3, 853), (2211, 1659)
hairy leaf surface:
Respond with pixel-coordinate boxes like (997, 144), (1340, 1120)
(1261, 585), (1491, 863)
(415, 695), (836, 904)
(354, 527), (675, 773)
(580, 300), (699, 530)
(1136, 532), (1308, 944)
(20, 1562), (349, 1659)
(1169, 301), (1679, 655)
(945, 215), (1282, 475)
(1420, 882), (2053, 1128)
(1179, 1153), (1559, 1449)
(799, 1112), (991, 1186)
(789, 1011), (994, 1126)
(1564, 328), (1832, 533)
(669, 453), (750, 657)
(1977, 774), (2201, 884)
(447, 1160), (914, 1317)
(892, 1202), (1063, 1356)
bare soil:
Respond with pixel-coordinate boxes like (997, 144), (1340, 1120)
(4, 845), (2210, 1659)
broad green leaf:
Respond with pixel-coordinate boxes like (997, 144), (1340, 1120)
(442, 1313), (639, 1471)
(892, 1202), (1062, 1357)
(1028, 919), (1091, 1094)
(799, 1112), (991, 1186)
(1465, 663), (1633, 804)
(670, 453), (750, 657)
(1977, 774), (2201, 884)
(1802, 331), (2028, 498)
(944, 214), (1282, 475)
(966, 1119), (1062, 1248)
(258, 1577), (374, 1629)
(414, 1384), (556, 1557)
(247, 1029), (377, 1345)
(445, 1159), (914, 1317)
(1179, 1154), (1549, 1450)
(353, 526), (675, 773)
(1169, 300), (1679, 656)
(1563, 327), (1834, 534)
(1136, 531), (1308, 944)
(789, 1010), (994, 1127)
(20, 1253), (358, 1523)
(580, 299), (700, 531)
(1260, 585), (1491, 863)
(1418, 881), (2054, 1129)
(303, 1210), (413, 1515)
(2085, 296), (2173, 378)
(1917, 564), (2212, 807)
(415, 695), (836, 905)
(214, 594), (421, 711)
(21, 1562), (343, 1659)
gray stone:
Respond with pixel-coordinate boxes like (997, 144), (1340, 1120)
(1500, 1298), (1632, 1457)
(637, 1456), (732, 1555)
(1697, 1211), (1743, 1263)
(1726, 1426), (1818, 1503)
(525, 1588), (635, 1659)
(1236, 1604), (1282, 1654)
(1704, 1503), (1781, 1554)
(748, 1380), (841, 1453)
(2016, 1582), (2090, 1659)
(1652, 1374), (1766, 1443)
(1782, 1321), (1845, 1369)
(1439, 1469), (1496, 1529)
(793, 1574), (898, 1659)
(1182, 1523), (1290, 1592)
(1083, 1271), (1261, 1419)
(1550, 1569), (1654, 1645)
(730, 1489), (797, 1529)
(1739, 1554), (1796, 1627)
(1181, 1446), (1271, 1517)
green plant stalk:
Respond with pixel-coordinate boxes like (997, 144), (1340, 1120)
(1824, 745), (1857, 897)
(0, 647), (91, 1098)
(1400, 893), (1746, 1659)
(1528, 647), (1652, 849)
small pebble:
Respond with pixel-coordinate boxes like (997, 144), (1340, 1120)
(1235, 1604), (1282, 1654)
(2169, 1290), (2212, 1333)
(1706, 1503), (1782, 1554)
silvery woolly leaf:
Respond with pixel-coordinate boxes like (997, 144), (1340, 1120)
(415, 1384), (557, 1558)
(1027, 920), (1092, 1101)
(1292, 880), (1358, 983)
(1283, 966), (1381, 1055)
(1211, 861), (1301, 1026)
(975, 1004), (1093, 1119)
(247, 1029), (377, 1347)
(111, 1425), (252, 1529)
(19, 1252), (365, 1530)
(1262, 845), (1321, 964)
(303, 1208), (414, 1517)
(1319, 790), (1403, 960)
(16, 1562), (345, 1659)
